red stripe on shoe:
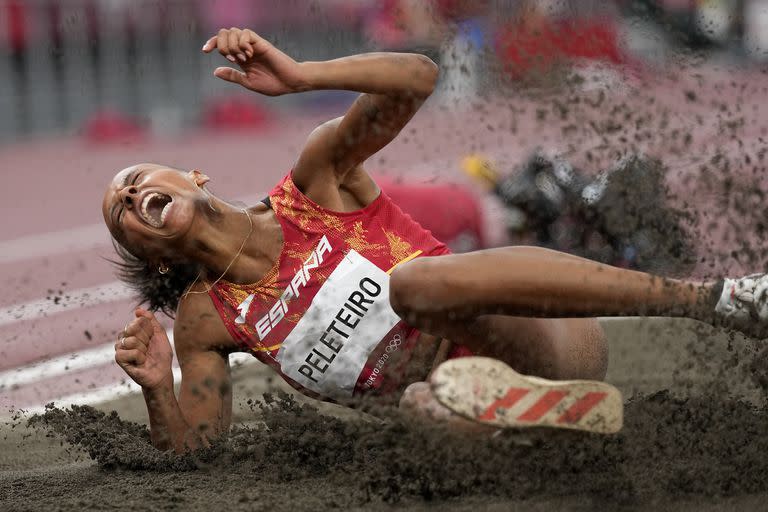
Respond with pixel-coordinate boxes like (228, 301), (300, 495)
(557, 392), (607, 424)
(477, 387), (529, 421)
(517, 390), (569, 422)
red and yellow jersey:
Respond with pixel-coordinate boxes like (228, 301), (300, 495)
(208, 172), (450, 401)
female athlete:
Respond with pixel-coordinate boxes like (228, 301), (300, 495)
(102, 27), (767, 452)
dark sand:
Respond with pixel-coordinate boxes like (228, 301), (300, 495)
(3, 318), (768, 511)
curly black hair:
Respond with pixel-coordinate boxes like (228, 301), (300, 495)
(110, 239), (202, 316)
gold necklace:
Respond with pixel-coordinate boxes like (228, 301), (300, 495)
(183, 207), (254, 297)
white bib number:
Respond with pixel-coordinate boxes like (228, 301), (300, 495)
(276, 250), (400, 398)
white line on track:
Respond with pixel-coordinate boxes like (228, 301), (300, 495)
(10, 353), (258, 417)
(0, 327), (256, 390)
(7, 367), (184, 417)
(0, 328), (171, 389)
(0, 223), (111, 264)
(8, 351), (259, 416)
(0, 281), (132, 327)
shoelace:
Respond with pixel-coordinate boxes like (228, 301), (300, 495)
(730, 275), (768, 318)
(733, 285), (755, 304)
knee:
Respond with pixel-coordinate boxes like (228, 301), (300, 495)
(399, 381), (464, 424)
(399, 380), (499, 433)
(389, 258), (438, 320)
(398, 381), (432, 410)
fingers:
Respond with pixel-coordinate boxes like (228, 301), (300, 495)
(238, 30), (254, 59)
(216, 28), (234, 62)
(114, 336), (147, 353)
(114, 311), (151, 367)
(218, 28), (244, 63)
(228, 29), (246, 63)
(214, 67), (248, 86)
(124, 316), (152, 347)
(135, 307), (162, 332)
(115, 348), (146, 367)
(202, 27), (264, 62)
(135, 307), (158, 323)
(201, 35), (217, 53)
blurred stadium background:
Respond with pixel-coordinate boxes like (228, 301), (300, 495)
(1, 0), (767, 414)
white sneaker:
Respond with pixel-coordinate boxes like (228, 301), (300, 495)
(714, 274), (768, 337)
(430, 357), (623, 434)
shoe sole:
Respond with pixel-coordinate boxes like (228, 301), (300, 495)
(430, 357), (623, 434)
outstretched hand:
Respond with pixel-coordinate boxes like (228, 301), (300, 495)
(114, 308), (174, 390)
(202, 27), (307, 96)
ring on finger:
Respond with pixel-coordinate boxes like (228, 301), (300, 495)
(119, 323), (130, 347)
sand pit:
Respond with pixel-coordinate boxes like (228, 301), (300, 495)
(3, 319), (767, 511)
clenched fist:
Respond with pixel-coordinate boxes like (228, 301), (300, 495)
(202, 27), (308, 96)
(115, 308), (173, 390)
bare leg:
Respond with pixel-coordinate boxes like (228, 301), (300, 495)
(469, 315), (608, 380)
(398, 317), (607, 432)
(392, 246), (714, 431)
(409, 312), (607, 381)
(390, 246), (717, 322)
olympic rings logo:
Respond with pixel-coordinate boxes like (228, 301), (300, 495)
(385, 334), (402, 353)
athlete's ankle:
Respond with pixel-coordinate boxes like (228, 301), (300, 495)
(708, 279), (726, 317)
(681, 280), (724, 324)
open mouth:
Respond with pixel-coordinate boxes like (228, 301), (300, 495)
(140, 192), (173, 228)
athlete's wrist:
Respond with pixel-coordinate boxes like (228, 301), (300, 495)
(142, 373), (174, 394)
(296, 61), (330, 93)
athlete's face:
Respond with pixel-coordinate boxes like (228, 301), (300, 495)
(102, 164), (210, 259)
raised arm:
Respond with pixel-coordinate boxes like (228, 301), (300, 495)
(115, 291), (234, 453)
(201, 27), (438, 182)
(295, 52), (438, 180)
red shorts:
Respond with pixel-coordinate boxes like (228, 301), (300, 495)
(447, 343), (474, 359)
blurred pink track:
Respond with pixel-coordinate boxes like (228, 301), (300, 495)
(2, 66), (767, 412)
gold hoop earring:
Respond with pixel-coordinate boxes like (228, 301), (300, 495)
(158, 262), (170, 275)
